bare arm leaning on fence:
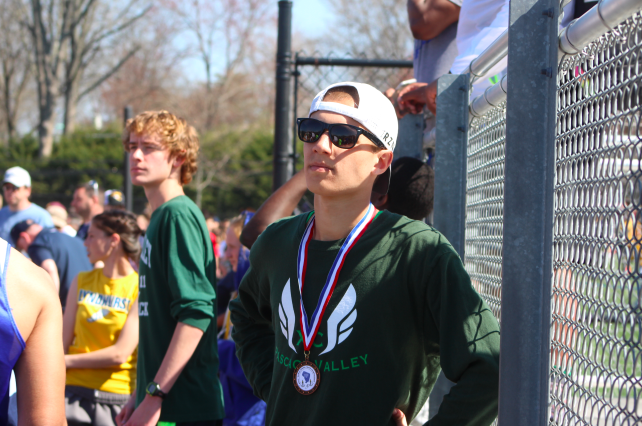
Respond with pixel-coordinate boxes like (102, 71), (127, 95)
(240, 170), (308, 249)
(407, 0), (461, 40)
(395, 0), (462, 116)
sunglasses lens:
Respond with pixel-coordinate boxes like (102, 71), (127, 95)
(298, 119), (324, 142)
(329, 125), (358, 149)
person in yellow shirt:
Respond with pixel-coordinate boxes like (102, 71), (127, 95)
(62, 210), (142, 426)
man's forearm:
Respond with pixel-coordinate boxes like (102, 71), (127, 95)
(153, 322), (204, 392)
(407, 0), (460, 40)
(120, 322), (206, 425)
(407, 0), (426, 22)
(240, 170), (308, 249)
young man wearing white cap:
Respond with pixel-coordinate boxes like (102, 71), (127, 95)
(230, 82), (500, 426)
(0, 167), (53, 246)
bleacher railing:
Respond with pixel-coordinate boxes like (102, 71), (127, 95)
(433, 0), (642, 424)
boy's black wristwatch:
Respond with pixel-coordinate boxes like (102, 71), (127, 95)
(145, 382), (167, 399)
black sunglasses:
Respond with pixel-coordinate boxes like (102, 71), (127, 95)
(297, 118), (386, 150)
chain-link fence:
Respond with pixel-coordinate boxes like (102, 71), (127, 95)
(448, 8), (642, 426)
(465, 103), (507, 323)
(549, 12), (642, 425)
(293, 52), (413, 118)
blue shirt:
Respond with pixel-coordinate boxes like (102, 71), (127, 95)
(27, 228), (92, 310)
(76, 223), (89, 240)
(0, 204), (54, 246)
(0, 238), (24, 426)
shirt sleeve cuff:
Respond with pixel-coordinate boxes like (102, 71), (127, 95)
(178, 311), (212, 332)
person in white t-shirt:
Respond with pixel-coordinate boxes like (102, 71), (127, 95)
(397, 0), (509, 115)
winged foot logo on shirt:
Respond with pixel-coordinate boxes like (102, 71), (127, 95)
(278, 279), (357, 355)
(140, 237), (152, 268)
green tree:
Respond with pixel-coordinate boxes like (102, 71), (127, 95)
(191, 127), (273, 218)
(0, 124), (135, 209)
(0, 124), (275, 218)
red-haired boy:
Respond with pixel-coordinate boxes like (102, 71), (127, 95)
(117, 111), (223, 426)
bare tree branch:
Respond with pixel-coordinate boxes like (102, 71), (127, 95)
(77, 46), (138, 100)
(62, 0), (151, 133)
(84, 4), (151, 49)
(75, 0), (99, 26)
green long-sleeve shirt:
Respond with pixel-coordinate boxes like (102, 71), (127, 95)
(137, 195), (224, 422)
(230, 211), (500, 426)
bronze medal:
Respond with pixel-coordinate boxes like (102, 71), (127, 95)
(293, 353), (320, 395)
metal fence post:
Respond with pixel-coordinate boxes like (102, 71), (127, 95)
(433, 74), (469, 258)
(292, 56), (300, 174)
(273, 0), (293, 191)
(500, 0), (559, 423)
(123, 105), (133, 212)
(394, 114), (424, 160)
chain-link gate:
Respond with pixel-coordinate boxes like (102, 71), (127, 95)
(293, 53), (413, 117)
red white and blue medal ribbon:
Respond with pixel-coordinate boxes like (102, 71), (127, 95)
(296, 203), (377, 352)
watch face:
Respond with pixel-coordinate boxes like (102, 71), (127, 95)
(147, 383), (157, 395)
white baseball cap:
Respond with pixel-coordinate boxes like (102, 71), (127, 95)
(309, 82), (397, 193)
(309, 82), (398, 151)
(3, 167), (31, 188)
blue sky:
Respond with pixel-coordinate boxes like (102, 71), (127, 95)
(82, 1), (333, 124)
(292, 0), (331, 36)
(179, 1), (332, 82)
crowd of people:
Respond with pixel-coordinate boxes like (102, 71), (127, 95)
(0, 89), (499, 426)
(2, 0), (603, 423)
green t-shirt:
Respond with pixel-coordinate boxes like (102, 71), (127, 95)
(136, 195), (224, 422)
(230, 210), (500, 426)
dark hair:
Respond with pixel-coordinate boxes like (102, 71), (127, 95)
(322, 86), (383, 152)
(78, 181), (104, 205)
(9, 220), (35, 246)
(91, 210), (142, 262)
(323, 86), (360, 107)
(387, 157), (434, 220)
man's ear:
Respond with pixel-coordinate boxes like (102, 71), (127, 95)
(18, 233), (29, 248)
(374, 150), (394, 176)
(172, 152), (186, 169)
